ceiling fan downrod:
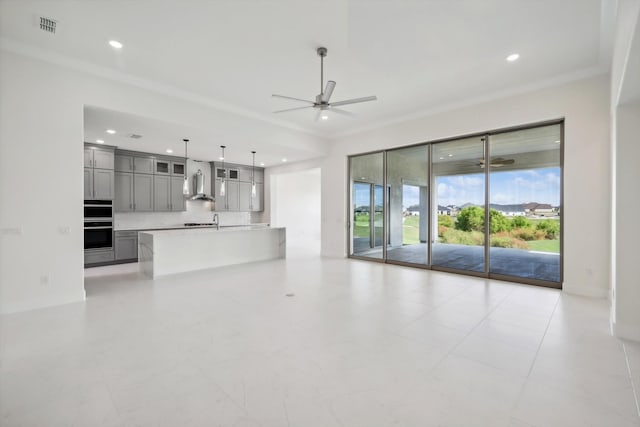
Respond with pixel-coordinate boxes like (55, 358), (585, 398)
(317, 47), (327, 96)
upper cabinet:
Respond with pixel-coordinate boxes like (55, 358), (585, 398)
(113, 150), (187, 212)
(213, 162), (264, 212)
(84, 144), (115, 200)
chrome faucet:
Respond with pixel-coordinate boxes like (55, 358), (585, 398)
(212, 213), (220, 230)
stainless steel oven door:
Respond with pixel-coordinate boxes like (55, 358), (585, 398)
(84, 221), (113, 250)
(84, 201), (113, 220)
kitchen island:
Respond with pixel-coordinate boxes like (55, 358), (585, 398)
(138, 226), (286, 278)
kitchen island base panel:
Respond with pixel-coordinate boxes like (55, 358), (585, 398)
(138, 227), (285, 278)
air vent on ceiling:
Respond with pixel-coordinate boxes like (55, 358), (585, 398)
(127, 134), (143, 139)
(39, 17), (57, 34)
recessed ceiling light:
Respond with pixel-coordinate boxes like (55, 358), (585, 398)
(321, 115), (329, 120)
(282, 158), (287, 162)
(448, 154), (453, 157)
(260, 162), (265, 166)
(506, 53), (520, 62)
(439, 157), (444, 160)
(554, 140), (561, 144)
(109, 40), (123, 49)
(106, 129), (116, 134)
(96, 139), (104, 144)
(166, 149), (173, 154)
(219, 156), (224, 160)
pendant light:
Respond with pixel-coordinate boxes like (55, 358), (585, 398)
(251, 151), (257, 198)
(219, 145), (226, 197)
(182, 139), (190, 196)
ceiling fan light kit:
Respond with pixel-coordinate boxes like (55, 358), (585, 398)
(272, 47), (377, 121)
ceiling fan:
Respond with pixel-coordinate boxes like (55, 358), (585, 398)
(477, 157), (515, 168)
(272, 47), (377, 121)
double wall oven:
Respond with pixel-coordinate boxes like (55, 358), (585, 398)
(84, 200), (113, 250)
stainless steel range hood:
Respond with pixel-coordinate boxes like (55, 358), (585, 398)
(189, 169), (214, 201)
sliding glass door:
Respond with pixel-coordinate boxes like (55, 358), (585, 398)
(350, 152), (384, 260)
(431, 136), (486, 273)
(347, 121), (563, 288)
(386, 145), (429, 266)
(488, 125), (562, 283)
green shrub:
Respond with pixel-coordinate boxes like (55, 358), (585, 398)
(511, 227), (536, 241)
(490, 209), (512, 233)
(490, 236), (529, 249)
(536, 219), (560, 239)
(441, 228), (484, 245)
(438, 225), (449, 238)
(511, 216), (531, 229)
(455, 206), (484, 232)
(438, 214), (454, 228)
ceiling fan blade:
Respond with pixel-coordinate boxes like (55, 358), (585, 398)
(321, 80), (336, 103)
(330, 95), (377, 107)
(330, 107), (356, 118)
(272, 105), (314, 113)
(271, 94), (315, 105)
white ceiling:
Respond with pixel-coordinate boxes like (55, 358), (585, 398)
(1, 0), (614, 162)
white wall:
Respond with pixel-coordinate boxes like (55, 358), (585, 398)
(0, 50), (326, 314)
(270, 168), (321, 253)
(324, 75), (611, 298)
(610, 0), (640, 341)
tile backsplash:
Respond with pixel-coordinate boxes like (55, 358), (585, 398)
(114, 200), (254, 230)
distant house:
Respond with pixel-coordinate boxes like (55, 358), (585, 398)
(523, 203), (556, 217)
(406, 205), (420, 216)
(438, 205), (452, 216)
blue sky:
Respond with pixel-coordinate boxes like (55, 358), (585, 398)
(355, 167), (561, 208)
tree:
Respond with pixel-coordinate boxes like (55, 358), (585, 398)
(489, 209), (511, 233)
(511, 216), (531, 229)
(455, 206), (484, 232)
(455, 207), (510, 233)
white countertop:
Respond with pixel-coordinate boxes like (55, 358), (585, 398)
(116, 223), (270, 232)
(139, 224), (278, 236)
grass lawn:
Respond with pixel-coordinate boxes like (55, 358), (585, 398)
(526, 239), (560, 253)
(403, 215), (420, 245)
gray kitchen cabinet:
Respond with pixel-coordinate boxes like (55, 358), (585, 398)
(134, 157), (154, 174)
(239, 182), (252, 211)
(171, 162), (185, 176)
(84, 168), (93, 199)
(114, 172), (134, 211)
(84, 147), (114, 169)
(134, 174), (154, 211)
(226, 180), (239, 211)
(154, 159), (171, 175)
(84, 145), (115, 200)
(84, 148), (93, 168)
(84, 249), (114, 266)
(154, 175), (171, 211)
(238, 166), (252, 182)
(93, 169), (114, 200)
(93, 150), (114, 169)
(115, 155), (134, 172)
(254, 169), (264, 183)
(171, 176), (186, 211)
(214, 179), (239, 211)
(115, 231), (138, 261)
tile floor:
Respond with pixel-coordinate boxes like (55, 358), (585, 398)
(1, 252), (639, 426)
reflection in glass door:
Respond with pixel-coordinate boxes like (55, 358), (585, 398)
(488, 124), (561, 283)
(350, 152), (384, 260)
(431, 136), (486, 273)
